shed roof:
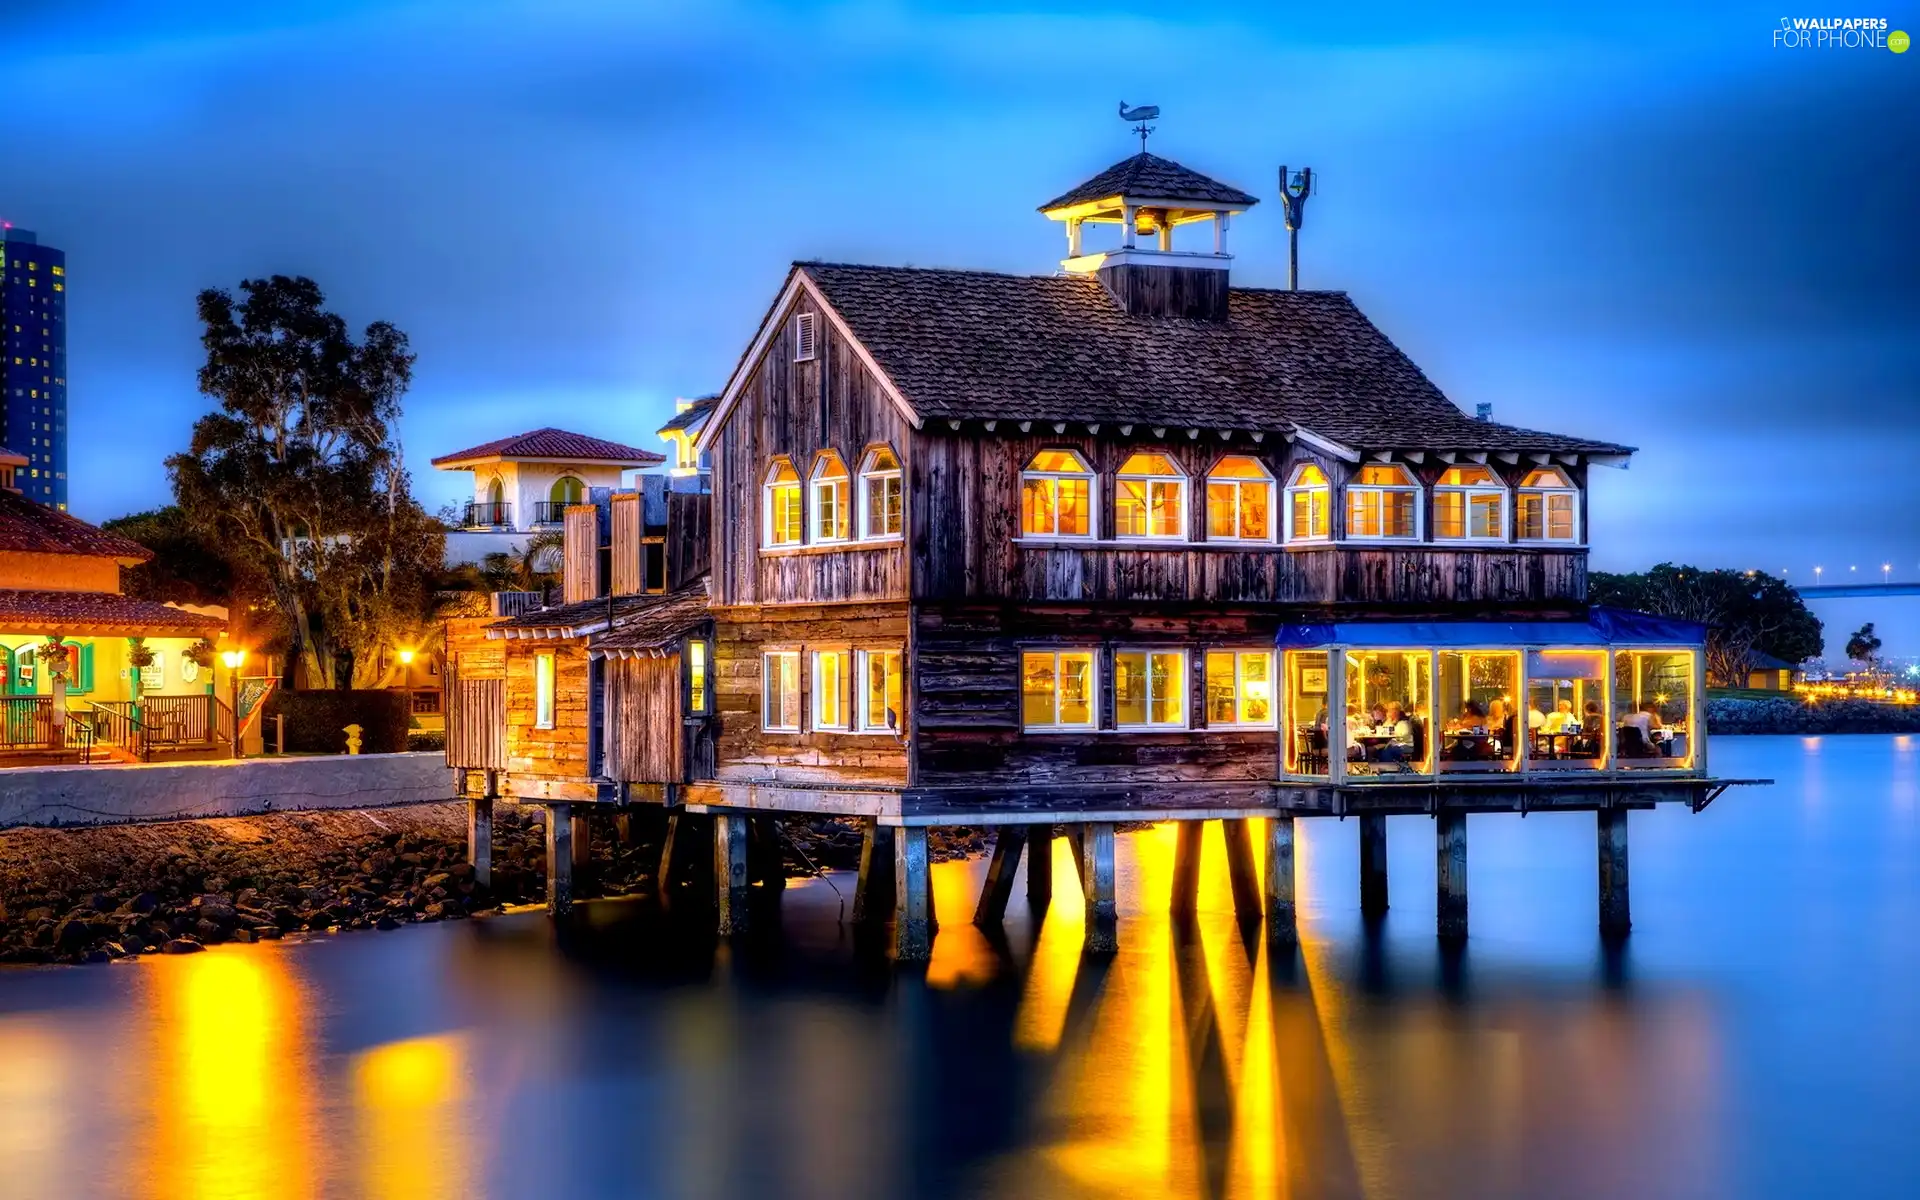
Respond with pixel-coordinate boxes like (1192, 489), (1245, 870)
(1038, 152), (1260, 212)
(589, 579), (711, 657)
(488, 592), (665, 639)
(431, 428), (665, 468)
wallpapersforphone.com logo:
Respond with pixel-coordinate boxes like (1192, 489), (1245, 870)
(1773, 16), (1909, 50)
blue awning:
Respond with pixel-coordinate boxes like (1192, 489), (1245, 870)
(1276, 607), (1705, 650)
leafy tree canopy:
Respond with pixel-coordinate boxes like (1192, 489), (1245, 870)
(1590, 564), (1823, 687)
(1845, 623), (1883, 668)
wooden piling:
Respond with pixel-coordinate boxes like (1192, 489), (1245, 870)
(613, 811), (634, 847)
(467, 787), (493, 890)
(1265, 814), (1296, 944)
(715, 813), (750, 935)
(851, 819), (896, 925)
(1598, 808), (1631, 935)
(750, 815), (786, 892)
(1066, 824), (1089, 893)
(1170, 820), (1204, 920)
(545, 802), (572, 917)
(1027, 824), (1054, 905)
(570, 812), (592, 891)
(893, 825), (932, 961)
(1436, 811), (1468, 941)
(974, 827), (1027, 927)
(1081, 822), (1118, 956)
(1359, 814), (1389, 916)
(1221, 818), (1262, 924)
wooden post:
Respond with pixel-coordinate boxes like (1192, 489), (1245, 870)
(467, 791), (493, 890)
(1220, 818), (1262, 924)
(1170, 820), (1204, 920)
(1027, 823), (1054, 905)
(1436, 811), (1468, 940)
(614, 811), (634, 847)
(1066, 824), (1088, 894)
(658, 812), (685, 891)
(1265, 814), (1296, 944)
(893, 826), (932, 962)
(973, 827), (1027, 927)
(1359, 813), (1389, 916)
(715, 813), (750, 935)
(750, 815), (786, 892)
(1081, 822), (1118, 956)
(571, 811), (592, 892)
(852, 819), (895, 925)
(1598, 807), (1631, 935)
(545, 803), (572, 917)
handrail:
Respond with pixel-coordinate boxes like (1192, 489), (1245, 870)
(86, 700), (149, 761)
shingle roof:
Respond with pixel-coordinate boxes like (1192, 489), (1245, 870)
(1039, 152), (1260, 212)
(799, 264), (1631, 456)
(488, 592), (668, 637)
(590, 579), (711, 656)
(657, 396), (719, 435)
(430, 428), (665, 467)
(0, 590), (224, 636)
(0, 489), (153, 562)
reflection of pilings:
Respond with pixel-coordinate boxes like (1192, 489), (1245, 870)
(893, 826), (932, 961)
(852, 819), (895, 925)
(1027, 823), (1054, 905)
(467, 770), (494, 888)
(1265, 814), (1296, 944)
(974, 826), (1027, 926)
(1598, 808), (1631, 935)
(570, 812), (592, 890)
(1170, 820), (1204, 921)
(715, 813), (750, 935)
(1221, 819), (1262, 924)
(1081, 822), (1118, 955)
(545, 802), (572, 916)
(1359, 814), (1389, 916)
(1171, 922), (1235, 1200)
(1436, 811), (1468, 940)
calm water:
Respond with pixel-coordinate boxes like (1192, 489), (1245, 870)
(3, 735), (1917, 1199)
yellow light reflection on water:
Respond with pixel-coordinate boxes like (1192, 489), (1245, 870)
(1012, 834), (1087, 1052)
(926, 856), (998, 990)
(0, 1019), (74, 1198)
(354, 1033), (471, 1200)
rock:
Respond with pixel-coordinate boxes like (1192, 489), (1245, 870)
(116, 893), (160, 915)
(424, 872), (452, 890)
(194, 919), (226, 943)
(23, 906), (54, 923)
(449, 863), (474, 880)
(375, 915), (401, 931)
(52, 915), (103, 953)
(254, 926), (283, 941)
(161, 937), (205, 954)
(234, 888), (260, 908)
(80, 949), (111, 965)
(231, 929), (256, 944)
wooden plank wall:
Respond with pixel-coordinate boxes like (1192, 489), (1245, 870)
(504, 640), (591, 780)
(668, 490), (711, 591)
(708, 291), (911, 607)
(562, 505), (601, 604)
(604, 654), (683, 783)
(609, 493), (642, 597)
(442, 615), (506, 770)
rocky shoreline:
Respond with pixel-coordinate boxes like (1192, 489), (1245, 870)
(1708, 697), (1920, 736)
(0, 804), (990, 967)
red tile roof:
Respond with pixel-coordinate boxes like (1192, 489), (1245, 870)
(430, 428), (665, 467)
(0, 489), (153, 562)
(0, 590), (225, 636)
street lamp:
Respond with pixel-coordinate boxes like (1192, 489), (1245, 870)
(221, 648), (246, 759)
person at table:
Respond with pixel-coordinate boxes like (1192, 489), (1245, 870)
(1487, 699), (1517, 755)
(1572, 700), (1604, 757)
(1378, 700), (1415, 763)
(1347, 703), (1387, 760)
(1617, 701), (1657, 757)
(1527, 700), (1548, 733)
(1444, 699), (1490, 759)
(1543, 699), (1578, 733)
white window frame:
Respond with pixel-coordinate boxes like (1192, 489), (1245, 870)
(809, 452), (851, 544)
(1020, 649), (1098, 731)
(1344, 463), (1423, 542)
(811, 649), (849, 731)
(762, 458), (803, 548)
(1113, 452), (1189, 542)
(853, 648), (904, 734)
(792, 312), (816, 362)
(1203, 649), (1278, 728)
(857, 446), (904, 541)
(1516, 469), (1581, 544)
(1434, 465), (1509, 543)
(1283, 463), (1332, 544)
(1019, 450), (1097, 541)
(762, 650), (802, 732)
(534, 651), (556, 730)
(1113, 647), (1189, 731)
(1204, 456), (1276, 543)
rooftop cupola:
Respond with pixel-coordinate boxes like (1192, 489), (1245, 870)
(1038, 143), (1258, 322)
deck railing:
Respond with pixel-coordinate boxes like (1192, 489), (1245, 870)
(464, 501), (513, 529)
(87, 702), (149, 760)
(0, 697), (58, 749)
(531, 500), (571, 526)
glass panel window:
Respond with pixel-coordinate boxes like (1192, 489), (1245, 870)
(1284, 463), (1331, 542)
(812, 649), (848, 730)
(1525, 648), (1605, 768)
(1205, 456), (1274, 541)
(1516, 468), (1579, 541)
(1283, 650), (1331, 775)
(810, 453), (851, 543)
(534, 651), (556, 730)
(1204, 650), (1275, 726)
(1115, 649), (1186, 728)
(857, 649), (904, 732)
(1021, 650), (1096, 729)
(1614, 650), (1696, 768)
(1434, 465), (1506, 541)
(1342, 650), (1432, 775)
(858, 447), (903, 539)
(1021, 450), (1094, 539)
(1115, 452), (1187, 540)
(1345, 463), (1420, 540)
(550, 475), (585, 505)
(763, 651), (801, 731)
(688, 641), (709, 714)
(763, 460), (803, 547)
(1437, 651), (1521, 772)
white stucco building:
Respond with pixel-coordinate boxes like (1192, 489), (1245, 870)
(431, 427), (665, 566)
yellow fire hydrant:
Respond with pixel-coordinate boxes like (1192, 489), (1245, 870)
(344, 723), (364, 755)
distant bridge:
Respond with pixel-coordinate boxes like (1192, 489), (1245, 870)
(1797, 583), (1920, 599)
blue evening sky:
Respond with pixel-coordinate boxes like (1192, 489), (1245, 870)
(3, 1), (1916, 656)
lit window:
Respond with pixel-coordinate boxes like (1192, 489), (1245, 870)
(763, 651), (801, 731)
(1021, 650), (1096, 730)
(1115, 649), (1187, 729)
(1205, 455), (1273, 541)
(857, 446), (903, 539)
(534, 651), (556, 729)
(1435, 465), (1507, 540)
(1205, 650), (1276, 726)
(1516, 468), (1578, 542)
(50, 266), (62, 277)
(1114, 451), (1187, 540)
(809, 452), (850, 542)
(856, 648), (903, 732)
(762, 458), (803, 547)
(812, 649), (848, 730)
(792, 312), (817, 362)
(1020, 449), (1094, 539)
(1346, 463), (1420, 540)
(52, 283), (62, 293)
(687, 640), (708, 713)
(1284, 463), (1331, 542)
(549, 475), (584, 506)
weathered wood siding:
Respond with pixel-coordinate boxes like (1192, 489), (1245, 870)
(604, 653), (682, 783)
(443, 615), (506, 770)
(668, 489), (711, 591)
(504, 640), (590, 780)
(562, 505), (601, 604)
(609, 493), (644, 597)
(708, 292), (912, 607)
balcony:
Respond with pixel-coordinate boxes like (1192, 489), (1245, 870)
(531, 500), (571, 526)
(463, 501), (513, 529)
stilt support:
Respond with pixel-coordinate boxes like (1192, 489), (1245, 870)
(1359, 813), (1389, 916)
(852, 820), (896, 924)
(1598, 807), (1631, 935)
(545, 802), (572, 917)
(715, 813), (750, 935)
(570, 812), (592, 892)
(1436, 811), (1468, 941)
(751, 815), (786, 891)
(467, 787), (493, 890)
(893, 826), (932, 961)
(1081, 822), (1118, 956)
(974, 826), (1027, 926)
(1027, 824), (1054, 905)
(1265, 814), (1296, 944)
(1221, 818), (1262, 924)
(1170, 820), (1203, 920)
(1066, 824), (1089, 894)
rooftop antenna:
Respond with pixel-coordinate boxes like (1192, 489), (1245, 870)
(1279, 165), (1314, 290)
(1119, 101), (1159, 153)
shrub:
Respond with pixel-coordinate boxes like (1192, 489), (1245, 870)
(263, 689), (412, 754)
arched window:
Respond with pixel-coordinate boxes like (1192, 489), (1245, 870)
(858, 446), (903, 540)
(810, 452), (851, 543)
(549, 475), (584, 505)
(486, 477), (505, 507)
(1206, 455), (1274, 542)
(1114, 452), (1187, 540)
(762, 458), (803, 547)
(1346, 463), (1421, 540)
(1021, 449), (1094, 539)
(1435, 465), (1507, 541)
(1284, 463), (1331, 542)
(1517, 468), (1579, 542)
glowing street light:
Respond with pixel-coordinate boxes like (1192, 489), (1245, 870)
(398, 648), (415, 666)
(1815, 566), (1824, 584)
(1885, 563), (1893, 584)
(221, 648), (246, 759)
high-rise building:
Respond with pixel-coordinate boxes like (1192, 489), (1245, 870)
(0, 227), (68, 510)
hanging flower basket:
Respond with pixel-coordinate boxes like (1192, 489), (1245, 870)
(185, 639), (217, 669)
(128, 637), (156, 669)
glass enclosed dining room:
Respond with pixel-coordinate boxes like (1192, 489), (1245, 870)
(1276, 610), (1706, 783)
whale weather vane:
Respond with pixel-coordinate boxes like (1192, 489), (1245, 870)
(1118, 100), (1159, 151)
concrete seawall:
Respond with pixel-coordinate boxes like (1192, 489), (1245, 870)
(0, 753), (458, 829)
